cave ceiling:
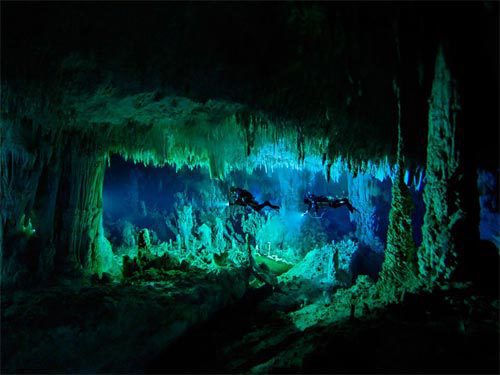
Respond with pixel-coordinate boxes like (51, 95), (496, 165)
(1, 2), (498, 171)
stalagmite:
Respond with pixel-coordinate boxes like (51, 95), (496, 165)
(417, 47), (467, 288)
(379, 167), (419, 297)
(378, 80), (418, 297)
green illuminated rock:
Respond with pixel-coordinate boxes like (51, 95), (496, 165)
(378, 81), (418, 299)
(418, 47), (465, 288)
(378, 168), (418, 299)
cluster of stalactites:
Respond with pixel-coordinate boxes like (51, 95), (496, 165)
(108, 110), (330, 180)
(1, 82), (429, 186)
(58, 87), (418, 182)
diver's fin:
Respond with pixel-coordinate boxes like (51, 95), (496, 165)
(256, 201), (280, 211)
(347, 203), (358, 213)
(268, 203), (280, 211)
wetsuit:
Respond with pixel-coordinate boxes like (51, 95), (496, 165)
(229, 187), (280, 212)
(304, 193), (357, 214)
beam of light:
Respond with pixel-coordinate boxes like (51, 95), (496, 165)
(208, 201), (230, 212)
(404, 169), (410, 185)
(300, 210), (325, 219)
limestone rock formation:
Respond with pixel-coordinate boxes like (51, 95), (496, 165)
(418, 47), (466, 288)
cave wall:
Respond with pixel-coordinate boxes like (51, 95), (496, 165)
(0, 122), (107, 286)
(1, 120), (55, 286)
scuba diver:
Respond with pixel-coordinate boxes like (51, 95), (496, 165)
(229, 187), (280, 212)
(303, 192), (357, 217)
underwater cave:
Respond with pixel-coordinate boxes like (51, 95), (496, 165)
(1, 2), (499, 373)
(101, 154), (394, 280)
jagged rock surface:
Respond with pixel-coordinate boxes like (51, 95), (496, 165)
(418, 48), (466, 287)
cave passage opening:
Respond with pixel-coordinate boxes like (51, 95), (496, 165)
(101, 154), (426, 283)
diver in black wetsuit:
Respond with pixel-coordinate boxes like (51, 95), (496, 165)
(229, 187), (280, 212)
(303, 192), (357, 215)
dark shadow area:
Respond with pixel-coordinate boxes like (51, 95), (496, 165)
(301, 292), (499, 374)
(351, 244), (384, 282)
(145, 282), (499, 374)
(146, 285), (301, 373)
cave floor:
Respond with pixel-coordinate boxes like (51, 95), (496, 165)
(147, 284), (499, 374)
(0, 268), (246, 373)
(1, 272), (498, 374)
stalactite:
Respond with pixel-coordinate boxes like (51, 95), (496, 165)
(417, 47), (466, 288)
(62, 90), (395, 179)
